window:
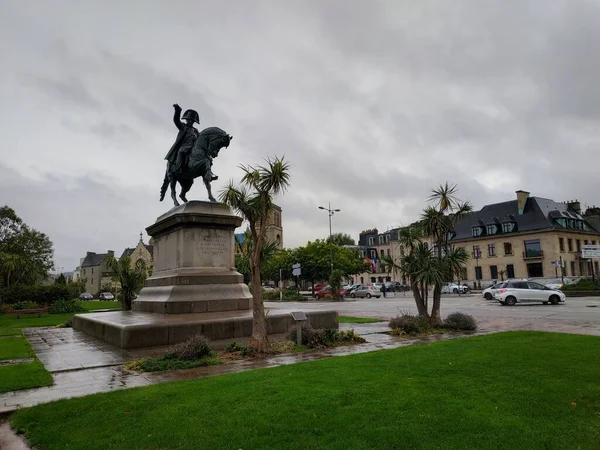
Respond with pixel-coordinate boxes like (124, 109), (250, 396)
(568, 239), (573, 251)
(423, 243), (429, 250)
(595, 261), (599, 275)
(387, 249), (391, 256)
(576, 240), (581, 252)
(526, 262), (544, 277)
(378, 236), (384, 244)
(471, 227), (483, 237)
(512, 281), (529, 289)
(385, 235), (390, 243)
(584, 240), (589, 245)
(503, 242), (513, 255)
(474, 266), (482, 280)
(370, 250), (376, 259)
(559, 238), (565, 252)
(83, 269), (86, 275)
(502, 222), (515, 233)
(524, 240), (542, 258)
(359, 250), (365, 258)
(506, 264), (515, 279)
(490, 265), (498, 279)
(486, 225), (497, 235)
(472, 245), (481, 258)
(556, 218), (566, 228)
(91, 268), (94, 275)
(527, 281), (547, 290)
(488, 244), (496, 257)
(568, 219), (575, 228)
(593, 240), (597, 245)
(458, 246), (466, 254)
(570, 261), (575, 276)
(368, 237), (374, 245)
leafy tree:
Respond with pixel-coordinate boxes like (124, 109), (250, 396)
(293, 240), (369, 293)
(55, 273), (67, 285)
(0, 206), (54, 286)
(326, 233), (355, 246)
(328, 269), (345, 299)
(105, 255), (147, 311)
(220, 157), (290, 352)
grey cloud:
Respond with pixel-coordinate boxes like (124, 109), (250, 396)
(29, 75), (102, 110)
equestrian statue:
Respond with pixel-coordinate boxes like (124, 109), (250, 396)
(159, 103), (233, 206)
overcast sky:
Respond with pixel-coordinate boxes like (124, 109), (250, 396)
(2, 0), (600, 272)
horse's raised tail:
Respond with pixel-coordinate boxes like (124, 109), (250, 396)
(159, 170), (169, 202)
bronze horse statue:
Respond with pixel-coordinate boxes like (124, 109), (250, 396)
(159, 127), (232, 206)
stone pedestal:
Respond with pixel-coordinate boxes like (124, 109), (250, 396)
(132, 201), (252, 314)
(73, 201), (338, 349)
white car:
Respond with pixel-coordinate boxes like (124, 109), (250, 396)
(494, 280), (566, 306)
(482, 282), (504, 300)
(441, 283), (469, 294)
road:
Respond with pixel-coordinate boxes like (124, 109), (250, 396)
(267, 293), (600, 324)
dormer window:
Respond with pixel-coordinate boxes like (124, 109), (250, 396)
(502, 222), (515, 233)
(471, 226), (483, 237)
(555, 218), (566, 228)
(568, 219), (575, 229)
(368, 237), (374, 245)
(385, 234), (390, 243)
(486, 225), (497, 235)
(378, 236), (383, 244)
(447, 231), (456, 240)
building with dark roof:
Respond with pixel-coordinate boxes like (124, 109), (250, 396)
(120, 233), (154, 276)
(80, 250), (114, 295)
(449, 190), (600, 282)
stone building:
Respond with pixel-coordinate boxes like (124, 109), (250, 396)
(80, 251), (114, 295)
(265, 204), (283, 249)
(450, 191), (600, 283)
(120, 233), (154, 275)
(350, 190), (600, 286)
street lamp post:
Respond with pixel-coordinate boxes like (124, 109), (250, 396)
(318, 202), (340, 275)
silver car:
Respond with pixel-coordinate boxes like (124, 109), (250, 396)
(350, 285), (381, 298)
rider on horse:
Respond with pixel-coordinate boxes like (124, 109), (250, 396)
(165, 104), (199, 175)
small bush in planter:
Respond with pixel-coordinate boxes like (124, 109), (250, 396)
(225, 341), (249, 356)
(165, 334), (212, 360)
(443, 312), (477, 331)
(388, 314), (429, 334)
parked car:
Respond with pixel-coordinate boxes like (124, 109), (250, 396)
(310, 283), (326, 293)
(346, 284), (362, 294)
(350, 285), (381, 298)
(315, 285), (347, 299)
(494, 280), (566, 306)
(441, 283), (469, 294)
(79, 292), (93, 300)
(262, 286), (276, 292)
(98, 292), (115, 300)
(482, 282), (504, 300)
(385, 282), (409, 292)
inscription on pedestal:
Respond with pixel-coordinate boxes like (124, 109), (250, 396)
(200, 235), (228, 256)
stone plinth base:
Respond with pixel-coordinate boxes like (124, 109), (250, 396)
(72, 308), (338, 350)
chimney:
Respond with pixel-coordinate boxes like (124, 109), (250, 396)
(86, 252), (95, 257)
(516, 190), (529, 215)
(567, 200), (581, 215)
(584, 206), (600, 219)
(107, 250), (114, 256)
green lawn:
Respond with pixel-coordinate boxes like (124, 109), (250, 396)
(0, 336), (34, 360)
(11, 332), (600, 450)
(337, 315), (385, 324)
(0, 360), (53, 393)
(0, 300), (120, 332)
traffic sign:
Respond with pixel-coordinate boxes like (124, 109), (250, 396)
(582, 245), (600, 259)
(292, 263), (301, 269)
(292, 268), (301, 276)
(551, 260), (563, 267)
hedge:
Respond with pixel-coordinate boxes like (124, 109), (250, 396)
(0, 284), (78, 306)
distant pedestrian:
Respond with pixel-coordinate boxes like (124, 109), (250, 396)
(381, 283), (387, 298)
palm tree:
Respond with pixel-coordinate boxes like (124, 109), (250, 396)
(220, 156), (290, 352)
(235, 229), (280, 283)
(0, 252), (25, 287)
(105, 255), (148, 311)
(423, 183), (472, 323)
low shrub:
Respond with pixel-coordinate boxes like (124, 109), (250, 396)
(262, 290), (306, 301)
(287, 326), (365, 348)
(270, 340), (300, 353)
(561, 278), (600, 291)
(0, 284), (77, 306)
(338, 329), (367, 344)
(225, 341), (249, 356)
(0, 304), (13, 314)
(443, 312), (477, 331)
(388, 314), (429, 334)
(48, 299), (86, 314)
(165, 335), (212, 360)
